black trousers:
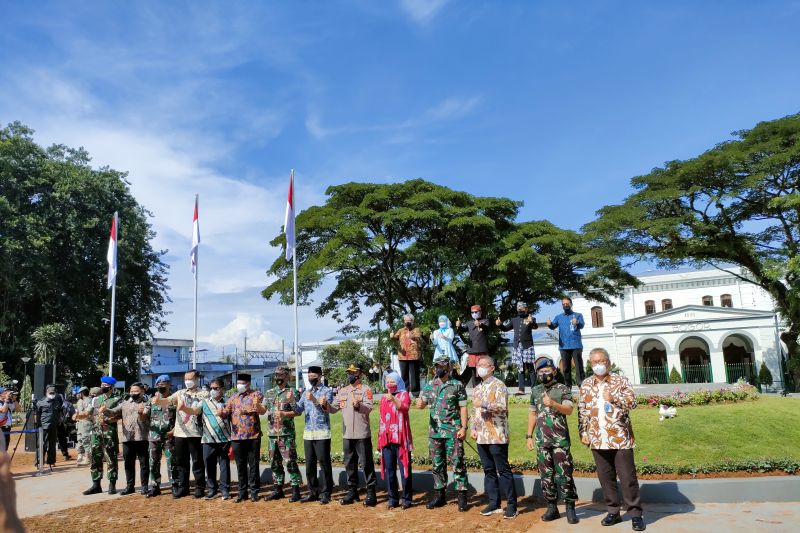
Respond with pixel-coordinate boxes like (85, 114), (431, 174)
(517, 362), (535, 391)
(304, 439), (333, 497)
(560, 349), (585, 388)
(174, 436), (205, 492)
(57, 422), (69, 457)
(592, 449), (642, 517)
(343, 437), (376, 489)
(203, 442), (231, 493)
(477, 443), (517, 509)
(39, 426), (58, 466)
(459, 365), (477, 388)
(2, 426), (11, 451)
(399, 360), (420, 395)
(232, 438), (261, 495)
(123, 440), (150, 488)
(382, 443), (413, 504)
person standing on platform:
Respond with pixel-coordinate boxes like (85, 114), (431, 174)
(34, 386), (63, 470)
(455, 305), (490, 388)
(106, 382), (150, 496)
(390, 314), (423, 398)
(73, 387), (93, 465)
(146, 375), (177, 498)
(262, 367), (302, 502)
(497, 301), (538, 395)
(81, 376), (121, 495)
(547, 297), (585, 388)
(378, 370), (413, 510)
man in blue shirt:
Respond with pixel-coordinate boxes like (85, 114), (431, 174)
(546, 297), (585, 388)
(295, 365), (335, 504)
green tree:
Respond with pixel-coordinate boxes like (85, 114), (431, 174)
(263, 179), (635, 338)
(0, 122), (169, 383)
(759, 362), (773, 387)
(19, 375), (32, 412)
(0, 362), (9, 386)
(32, 322), (68, 381)
(669, 366), (683, 384)
(320, 340), (376, 388)
(586, 113), (800, 388)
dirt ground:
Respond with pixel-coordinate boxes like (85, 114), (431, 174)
(22, 488), (561, 533)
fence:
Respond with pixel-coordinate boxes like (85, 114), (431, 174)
(639, 365), (669, 384)
(680, 363), (713, 383)
(725, 362), (757, 384)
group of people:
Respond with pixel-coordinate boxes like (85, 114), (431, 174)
(67, 332), (643, 530)
(390, 297), (589, 396)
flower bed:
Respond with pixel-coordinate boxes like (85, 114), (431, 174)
(637, 382), (760, 407)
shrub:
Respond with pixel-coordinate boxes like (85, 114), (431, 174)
(669, 366), (682, 384)
(759, 362), (773, 387)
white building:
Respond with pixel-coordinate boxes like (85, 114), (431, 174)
(538, 267), (786, 388)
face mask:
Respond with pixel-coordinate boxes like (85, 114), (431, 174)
(538, 372), (555, 384)
(439, 322), (446, 329)
(236, 383), (247, 393)
(471, 312), (481, 320)
(563, 305), (571, 312)
(347, 374), (359, 385)
(518, 311), (527, 317)
(592, 363), (608, 376)
(130, 393), (141, 401)
(477, 367), (490, 378)
(435, 367), (448, 378)
(185, 380), (196, 389)
(308, 378), (319, 387)
(157, 385), (168, 393)
(211, 389), (222, 399)
(101, 387), (111, 395)
(405, 322), (413, 329)
(386, 383), (398, 394)
(47, 393), (56, 400)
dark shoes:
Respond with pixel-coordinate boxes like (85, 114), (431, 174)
(107, 481), (117, 495)
(426, 489), (446, 509)
(542, 502), (560, 522)
(193, 488), (205, 499)
(602, 513), (622, 526)
(632, 517), (646, 531)
(566, 502), (579, 524)
(205, 490), (218, 500)
(119, 485), (136, 496)
(457, 491), (468, 512)
(300, 492), (319, 503)
(504, 507), (518, 519)
(265, 487), (284, 501)
(82, 481), (102, 495)
(363, 488), (377, 507)
(236, 492), (249, 503)
(288, 486), (302, 503)
(320, 493), (331, 505)
(340, 488), (359, 505)
(401, 500), (412, 510)
(480, 504), (503, 516)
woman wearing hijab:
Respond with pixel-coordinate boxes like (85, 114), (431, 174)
(378, 371), (413, 510)
(431, 315), (459, 366)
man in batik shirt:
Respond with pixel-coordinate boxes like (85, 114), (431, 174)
(295, 365), (335, 504)
(471, 356), (517, 519)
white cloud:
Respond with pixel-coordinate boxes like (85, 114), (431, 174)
(202, 312), (284, 351)
(400, 0), (450, 23)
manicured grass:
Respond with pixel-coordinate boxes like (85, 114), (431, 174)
(262, 397), (800, 467)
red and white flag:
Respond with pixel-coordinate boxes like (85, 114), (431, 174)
(106, 213), (117, 289)
(190, 195), (200, 277)
(284, 172), (295, 261)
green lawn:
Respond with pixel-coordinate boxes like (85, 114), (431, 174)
(263, 397), (800, 467)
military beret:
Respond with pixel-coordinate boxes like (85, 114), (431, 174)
(433, 355), (452, 365)
(155, 374), (171, 384)
(534, 356), (555, 370)
(100, 376), (117, 386)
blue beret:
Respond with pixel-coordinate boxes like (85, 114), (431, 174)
(101, 376), (117, 386)
(534, 356), (555, 370)
(0, 387), (6, 394)
(155, 374), (171, 384)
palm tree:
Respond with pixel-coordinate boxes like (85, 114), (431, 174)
(31, 323), (69, 382)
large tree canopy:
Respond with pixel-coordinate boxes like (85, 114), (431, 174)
(263, 179), (634, 338)
(585, 113), (800, 386)
(0, 122), (169, 383)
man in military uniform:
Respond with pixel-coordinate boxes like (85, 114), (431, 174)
(417, 355), (469, 512)
(261, 367), (302, 502)
(526, 356), (579, 524)
(74, 386), (94, 465)
(328, 362), (377, 507)
(146, 375), (177, 497)
(81, 376), (122, 495)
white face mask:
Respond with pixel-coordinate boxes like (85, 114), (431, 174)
(47, 393), (56, 400)
(184, 380), (196, 389)
(211, 389), (222, 399)
(476, 367), (491, 378)
(236, 383), (247, 393)
(439, 322), (446, 328)
(471, 312), (481, 319)
(592, 363), (608, 376)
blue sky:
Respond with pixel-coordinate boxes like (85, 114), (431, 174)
(2, 1), (799, 357)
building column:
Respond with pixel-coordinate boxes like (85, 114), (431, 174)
(710, 349), (726, 384)
(665, 350), (682, 380)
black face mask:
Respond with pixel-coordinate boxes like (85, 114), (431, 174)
(348, 374), (359, 385)
(130, 393), (141, 401)
(275, 378), (285, 386)
(518, 311), (528, 317)
(157, 385), (168, 393)
(101, 387), (111, 395)
(563, 305), (571, 312)
(539, 373), (555, 385)
(435, 367), (449, 378)
(405, 322), (413, 329)
(308, 378), (319, 387)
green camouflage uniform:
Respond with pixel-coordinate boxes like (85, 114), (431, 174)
(530, 382), (578, 503)
(262, 386), (301, 486)
(148, 401), (177, 486)
(420, 377), (468, 491)
(90, 392), (122, 482)
(75, 397), (94, 456)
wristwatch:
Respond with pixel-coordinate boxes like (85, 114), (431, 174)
(525, 434), (532, 439)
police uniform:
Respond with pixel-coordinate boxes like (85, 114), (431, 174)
(420, 356), (469, 505)
(262, 383), (301, 498)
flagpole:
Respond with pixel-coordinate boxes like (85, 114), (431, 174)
(291, 170), (300, 386)
(193, 194), (199, 370)
(108, 211), (118, 377)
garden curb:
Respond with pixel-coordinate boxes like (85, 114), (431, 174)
(257, 466), (800, 504)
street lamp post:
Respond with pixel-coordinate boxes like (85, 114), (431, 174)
(21, 357), (31, 383)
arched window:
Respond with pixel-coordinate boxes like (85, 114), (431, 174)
(644, 300), (656, 315)
(721, 294), (733, 308)
(591, 306), (604, 328)
(702, 295), (713, 306)
(662, 299), (673, 311)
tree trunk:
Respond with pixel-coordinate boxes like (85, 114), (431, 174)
(780, 328), (800, 391)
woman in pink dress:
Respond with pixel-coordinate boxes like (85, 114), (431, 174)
(378, 370), (413, 509)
